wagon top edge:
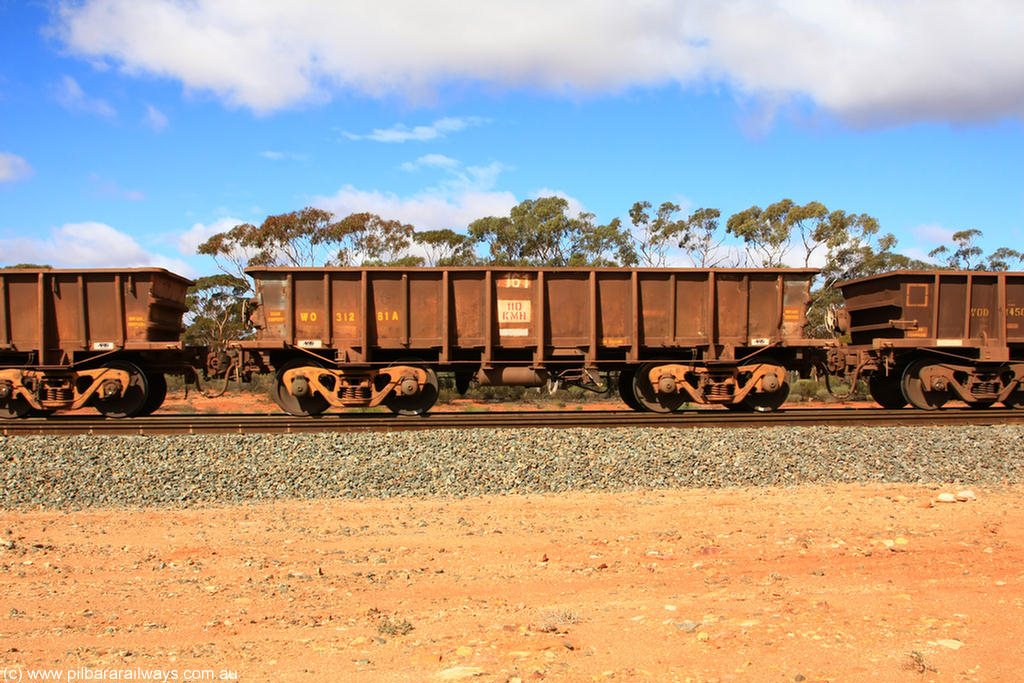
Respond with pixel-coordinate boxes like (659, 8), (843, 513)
(0, 267), (194, 286)
(244, 266), (821, 276)
(838, 269), (1024, 288)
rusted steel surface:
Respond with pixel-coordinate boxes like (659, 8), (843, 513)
(236, 267), (824, 414)
(0, 268), (193, 418)
(242, 267), (818, 365)
(0, 268), (192, 362)
(839, 270), (1024, 355)
(835, 270), (1024, 410)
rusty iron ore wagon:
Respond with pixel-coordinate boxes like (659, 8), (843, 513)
(0, 268), (193, 418)
(221, 267), (826, 415)
(828, 270), (1024, 410)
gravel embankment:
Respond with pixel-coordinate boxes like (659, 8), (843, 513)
(2, 425), (1023, 509)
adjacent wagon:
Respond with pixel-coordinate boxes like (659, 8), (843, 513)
(0, 268), (193, 417)
(831, 270), (1024, 409)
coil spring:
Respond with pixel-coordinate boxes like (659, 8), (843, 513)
(707, 383), (734, 400)
(970, 381), (1000, 397)
(342, 385), (370, 400)
(45, 385), (73, 402)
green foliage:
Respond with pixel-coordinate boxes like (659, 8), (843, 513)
(468, 196), (636, 266)
(197, 207), (340, 282)
(726, 199), (797, 267)
(684, 207), (726, 267)
(184, 274), (252, 350)
(726, 199), (836, 268)
(629, 201), (689, 267)
(329, 212), (422, 266)
(928, 229), (1022, 271)
(1, 263), (52, 269)
(414, 228), (480, 266)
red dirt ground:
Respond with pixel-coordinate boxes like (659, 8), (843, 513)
(1, 484), (1021, 682)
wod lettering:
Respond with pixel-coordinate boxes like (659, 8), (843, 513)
(299, 311), (318, 322)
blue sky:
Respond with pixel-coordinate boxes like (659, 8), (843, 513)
(1, 0), (1022, 276)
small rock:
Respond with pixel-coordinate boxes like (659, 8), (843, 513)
(935, 493), (958, 503)
(956, 490), (976, 502)
(934, 639), (964, 650)
(677, 621), (700, 633)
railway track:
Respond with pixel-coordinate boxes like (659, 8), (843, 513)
(3, 407), (1024, 436)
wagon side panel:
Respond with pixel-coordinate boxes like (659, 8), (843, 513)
(1007, 275), (1024, 346)
(596, 272), (632, 350)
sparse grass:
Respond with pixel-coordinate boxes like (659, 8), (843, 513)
(903, 651), (937, 674)
(536, 608), (581, 633)
(376, 615), (414, 636)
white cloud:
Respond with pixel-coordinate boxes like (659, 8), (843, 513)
(54, 1), (1024, 124)
(143, 104), (169, 131)
(55, 75), (115, 118)
(314, 158), (598, 232)
(259, 150), (307, 161)
(400, 154), (460, 172)
(910, 223), (957, 246)
(343, 116), (487, 143)
(314, 185), (516, 231)
(0, 152), (33, 182)
(0, 222), (193, 275)
(177, 216), (245, 256)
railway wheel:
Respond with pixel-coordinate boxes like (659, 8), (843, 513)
(0, 394), (31, 419)
(381, 366), (439, 416)
(272, 359), (330, 417)
(94, 360), (150, 418)
(617, 369), (643, 411)
(1004, 389), (1024, 409)
(631, 363), (687, 413)
(743, 383), (790, 412)
(868, 372), (908, 409)
(901, 360), (948, 411)
(139, 372), (168, 416)
(734, 357), (789, 412)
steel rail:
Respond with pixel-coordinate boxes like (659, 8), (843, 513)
(3, 407), (1024, 436)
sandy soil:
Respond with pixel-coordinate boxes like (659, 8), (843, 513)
(2, 484), (1021, 683)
